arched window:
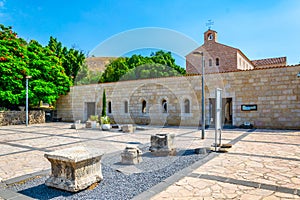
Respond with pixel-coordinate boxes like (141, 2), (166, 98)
(142, 100), (147, 113)
(124, 101), (128, 113)
(184, 99), (190, 113)
(162, 99), (167, 113)
(209, 59), (212, 67)
(108, 101), (112, 114)
(216, 58), (219, 66)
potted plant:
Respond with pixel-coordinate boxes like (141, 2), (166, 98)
(101, 89), (111, 131)
(89, 115), (98, 129)
(100, 116), (110, 131)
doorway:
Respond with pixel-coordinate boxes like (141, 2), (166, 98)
(209, 98), (232, 126)
(86, 102), (96, 121)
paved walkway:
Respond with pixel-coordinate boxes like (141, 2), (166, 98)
(0, 123), (299, 199)
(147, 129), (300, 200)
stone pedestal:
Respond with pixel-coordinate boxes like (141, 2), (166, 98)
(122, 124), (135, 133)
(195, 147), (210, 154)
(121, 145), (142, 164)
(149, 133), (176, 156)
(91, 121), (97, 129)
(85, 121), (92, 128)
(71, 120), (81, 129)
(44, 146), (103, 192)
(85, 121), (97, 129)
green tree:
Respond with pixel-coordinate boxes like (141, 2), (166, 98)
(0, 24), (72, 108)
(99, 57), (129, 83)
(47, 36), (85, 83)
(26, 40), (72, 105)
(99, 50), (185, 83)
(0, 25), (28, 107)
(151, 50), (186, 75)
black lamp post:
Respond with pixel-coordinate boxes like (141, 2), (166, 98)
(193, 51), (205, 139)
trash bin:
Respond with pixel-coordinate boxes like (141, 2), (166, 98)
(45, 111), (52, 122)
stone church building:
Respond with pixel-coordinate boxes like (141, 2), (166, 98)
(56, 30), (300, 129)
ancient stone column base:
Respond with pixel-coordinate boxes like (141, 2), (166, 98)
(149, 133), (176, 156)
(121, 145), (142, 164)
(44, 147), (103, 192)
(121, 124), (135, 133)
(150, 148), (177, 156)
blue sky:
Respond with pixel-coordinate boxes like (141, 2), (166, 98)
(1, 0), (300, 67)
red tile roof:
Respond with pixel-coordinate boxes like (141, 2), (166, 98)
(251, 57), (286, 67)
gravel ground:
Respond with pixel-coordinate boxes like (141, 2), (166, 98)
(8, 145), (208, 200)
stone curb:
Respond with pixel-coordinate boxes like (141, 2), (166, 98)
(4, 170), (50, 186)
(0, 188), (34, 200)
(0, 170), (50, 200)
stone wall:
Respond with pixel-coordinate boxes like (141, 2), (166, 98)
(56, 77), (201, 126)
(56, 65), (300, 129)
(85, 57), (116, 72)
(0, 110), (45, 126)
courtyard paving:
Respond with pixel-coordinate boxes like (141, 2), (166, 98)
(0, 123), (299, 199)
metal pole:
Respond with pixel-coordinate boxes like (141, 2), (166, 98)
(201, 53), (205, 139)
(26, 77), (29, 126)
(192, 51), (205, 139)
(25, 76), (31, 127)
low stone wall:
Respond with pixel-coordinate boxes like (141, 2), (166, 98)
(0, 110), (45, 126)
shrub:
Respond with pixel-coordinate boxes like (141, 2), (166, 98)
(89, 115), (98, 121)
(100, 116), (110, 124)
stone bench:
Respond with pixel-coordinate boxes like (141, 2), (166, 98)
(44, 146), (103, 192)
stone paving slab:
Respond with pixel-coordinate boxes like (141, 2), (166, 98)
(149, 129), (300, 200)
(0, 123), (210, 181)
(0, 123), (299, 199)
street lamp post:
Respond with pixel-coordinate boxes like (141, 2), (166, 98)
(25, 76), (32, 126)
(193, 51), (205, 139)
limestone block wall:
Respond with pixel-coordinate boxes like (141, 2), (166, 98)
(57, 76), (201, 126)
(0, 110), (45, 126)
(109, 77), (201, 126)
(203, 65), (300, 129)
(56, 65), (300, 129)
(222, 66), (299, 129)
(56, 84), (105, 122)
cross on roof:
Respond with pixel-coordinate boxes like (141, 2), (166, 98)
(206, 20), (214, 30)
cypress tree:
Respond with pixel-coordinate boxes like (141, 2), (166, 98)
(101, 89), (106, 117)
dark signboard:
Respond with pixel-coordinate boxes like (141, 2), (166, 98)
(241, 104), (257, 111)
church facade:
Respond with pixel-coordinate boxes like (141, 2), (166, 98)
(56, 30), (300, 129)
